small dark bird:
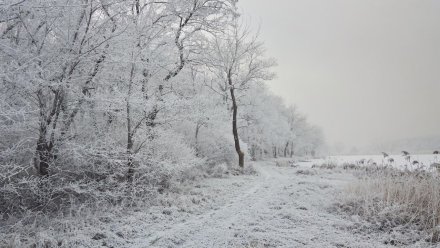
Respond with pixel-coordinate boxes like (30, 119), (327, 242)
(412, 160), (419, 165)
(382, 152), (389, 158)
(434, 151), (439, 155)
(402, 151), (410, 156)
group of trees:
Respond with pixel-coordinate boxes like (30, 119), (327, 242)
(240, 88), (324, 160)
(0, 0), (323, 215)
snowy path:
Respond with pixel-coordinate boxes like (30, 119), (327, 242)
(129, 161), (388, 248)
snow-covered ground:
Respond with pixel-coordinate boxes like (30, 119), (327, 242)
(65, 160), (400, 248)
(313, 154), (439, 170)
(10, 159), (438, 247)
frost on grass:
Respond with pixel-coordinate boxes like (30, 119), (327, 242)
(334, 165), (440, 245)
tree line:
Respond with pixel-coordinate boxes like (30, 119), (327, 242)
(0, 0), (323, 216)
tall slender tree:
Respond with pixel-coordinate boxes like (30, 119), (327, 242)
(206, 20), (276, 168)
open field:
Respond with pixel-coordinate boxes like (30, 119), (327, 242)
(312, 154), (439, 171)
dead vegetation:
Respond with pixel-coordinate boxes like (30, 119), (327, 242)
(295, 169), (317, 176)
(334, 164), (440, 245)
(311, 162), (337, 170)
(275, 160), (299, 168)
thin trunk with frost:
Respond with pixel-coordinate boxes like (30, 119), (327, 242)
(228, 70), (244, 168)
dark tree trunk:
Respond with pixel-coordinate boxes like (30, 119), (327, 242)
(34, 89), (62, 177)
(36, 139), (52, 176)
(126, 63), (135, 182)
(195, 123), (201, 156)
(284, 142), (289, 157)
(126, 134), (134, 182)
(228, 72), (244, 168)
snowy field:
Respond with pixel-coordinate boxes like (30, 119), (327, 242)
(312, 154), (439, 171)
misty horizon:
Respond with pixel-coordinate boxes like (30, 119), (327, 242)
(239, 0), (440, 151)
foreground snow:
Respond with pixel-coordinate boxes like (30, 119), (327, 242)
(74, 160), (395, 248)
(12, 159), (439, 247)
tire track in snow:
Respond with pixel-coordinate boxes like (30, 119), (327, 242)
(134, 161), (389, 248)
(142, 162), (275, 247)
(142, 162), (293, 247)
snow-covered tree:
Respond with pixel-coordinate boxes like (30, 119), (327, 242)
(0, 0), (324, 225)
(205, 19), (276, 168)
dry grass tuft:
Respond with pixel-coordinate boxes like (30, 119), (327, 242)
(339, 167), (440, 244)
(311, 162), (337, 170)
(295, 169), (317, 176)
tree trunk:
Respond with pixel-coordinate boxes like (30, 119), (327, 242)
(228, 73), (244, 168)
(250, 144), (257, 161)
(195, 123), (200, 156)
(34, 89), (62, 177)
(126, 63), (135, 182)
(126, 134), (134, 182)
(36, 138), (52, 176)
(284, 142), (289, 157)
(290, 142), (294, 158)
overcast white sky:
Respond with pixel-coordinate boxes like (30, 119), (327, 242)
(238, 0), (440, 148)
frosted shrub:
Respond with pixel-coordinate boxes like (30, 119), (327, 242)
(243, 163), (258, 175)
(195, 129), (238, 166)
(210, 163), (228, 178)
(311, 162), (337, 170)
(133, 129), (204, 189)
